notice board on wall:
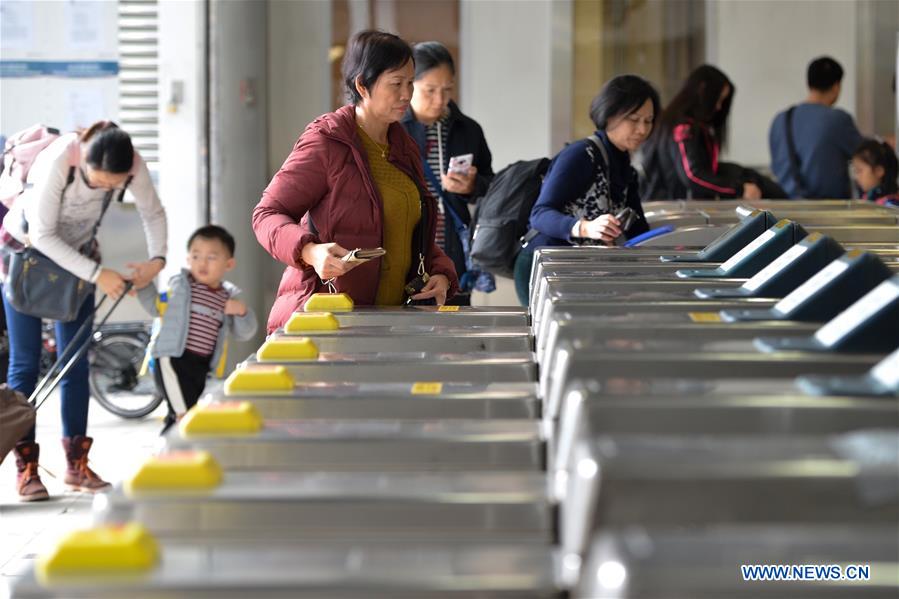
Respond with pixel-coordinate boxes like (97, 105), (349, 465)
(0, 0), (119, 136)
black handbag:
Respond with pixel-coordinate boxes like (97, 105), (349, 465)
(4, 186), (115, 322)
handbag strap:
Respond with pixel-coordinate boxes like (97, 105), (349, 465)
(21, 167), (122, 243)
(416, 181), (429, 276)
(89, 189), (115, 245)
(422, 160), (468, 235)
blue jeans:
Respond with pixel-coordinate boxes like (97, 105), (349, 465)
(3, 291), (95, 441)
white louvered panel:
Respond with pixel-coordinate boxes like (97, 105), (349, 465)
(118, 0), (159, 168)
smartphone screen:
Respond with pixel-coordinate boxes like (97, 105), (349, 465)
(448, 153), (473, 174)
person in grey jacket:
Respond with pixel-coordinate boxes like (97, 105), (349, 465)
(138, 225), (257, 430)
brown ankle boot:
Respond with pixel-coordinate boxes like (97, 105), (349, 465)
(62, 436), (111, 493)
(13, 442), (50, 502)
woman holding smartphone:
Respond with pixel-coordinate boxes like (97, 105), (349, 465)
(401, 41), (494, 306)
(253, 31), (457, 333)
(516, 75), (660, 306)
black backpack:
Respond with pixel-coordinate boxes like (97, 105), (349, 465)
(469, 157), (550, 277)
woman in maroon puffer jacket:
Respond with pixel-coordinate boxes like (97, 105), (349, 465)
(253, 31), (458, 333)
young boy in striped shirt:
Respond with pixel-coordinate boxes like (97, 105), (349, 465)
(138, 225), (258, 431)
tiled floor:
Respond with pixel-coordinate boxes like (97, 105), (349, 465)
(0, 394), (165, 599)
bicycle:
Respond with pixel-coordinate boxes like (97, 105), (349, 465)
(35, 320), (163, 419)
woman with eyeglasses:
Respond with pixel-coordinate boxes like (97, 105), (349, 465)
(1, 120), (167, 502)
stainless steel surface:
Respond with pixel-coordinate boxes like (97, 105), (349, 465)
(537, 317), (819, 384)
(205, 382), (541, 420)
(560, 433), (899, 555)
(553, 391), (899, 473)
(326, 307), (528, 328)
(163, 419), (545, 472)
(242, 351), (537, 383)
(647, 209), (899, 227)
(97, 471), (553, 543)
(574, 525), (898, 598)
(532, 278), (749, 329)
(271, 325), (532, 353)
(553, 375), (872, 430)
(529, 265), (744, 310)
(11, 542), (562, 599)
(544, 347), (884, 420)
(635, 224), (899, 248)
(643, 199), (888, 212)
(814, 225), (899, 243)
(531, 254), (899, 299)
(534, 288), (774, 341)
(529, 255), (713, 295)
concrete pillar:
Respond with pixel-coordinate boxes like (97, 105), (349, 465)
(208, 0), (270, 364)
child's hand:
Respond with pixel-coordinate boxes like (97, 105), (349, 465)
(224, 299), (247, 317)
(126, 259), (165, 290)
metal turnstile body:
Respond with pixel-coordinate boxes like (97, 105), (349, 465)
(97, 471), (552, 543)
(11, 542), (562, 599)
(163, 418), (545, 471)
(574, 525), (898, 598)
(205, 381), (541, 420)
(243, 351), (536, 383)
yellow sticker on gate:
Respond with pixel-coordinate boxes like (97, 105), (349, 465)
(411, 382), (443, 395)
(688, 312), (723, 323)
(437, 306), (459, 312)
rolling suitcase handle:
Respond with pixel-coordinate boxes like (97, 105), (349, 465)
(30, 282), (134, 411)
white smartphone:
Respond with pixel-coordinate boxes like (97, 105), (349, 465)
(447, 153), (473, 175)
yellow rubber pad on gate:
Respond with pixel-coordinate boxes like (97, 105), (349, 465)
(224, 365), (295, 395)
(178, 401), (264, 436)
(688, 312), (723, 323)
(256, 338), (320, 362)
(285, 311), (340, 333)
(125, 450), (223, 495)
(304, 293), (354, 312)
(36, 523), (159, 582)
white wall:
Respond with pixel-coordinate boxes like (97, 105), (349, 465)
(157, 0), (207, 282)
(459, 0), (572, 307)
(706, 0), (858, 168)
(459, 0), (572, 171)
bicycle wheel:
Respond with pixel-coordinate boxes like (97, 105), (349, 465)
(89, 333), (163, 419)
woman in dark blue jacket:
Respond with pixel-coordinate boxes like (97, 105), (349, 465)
(515, 75), (659, 305)
(401, 42), (494, 305)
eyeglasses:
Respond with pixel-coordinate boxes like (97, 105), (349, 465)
(80, 168), (128, 192)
